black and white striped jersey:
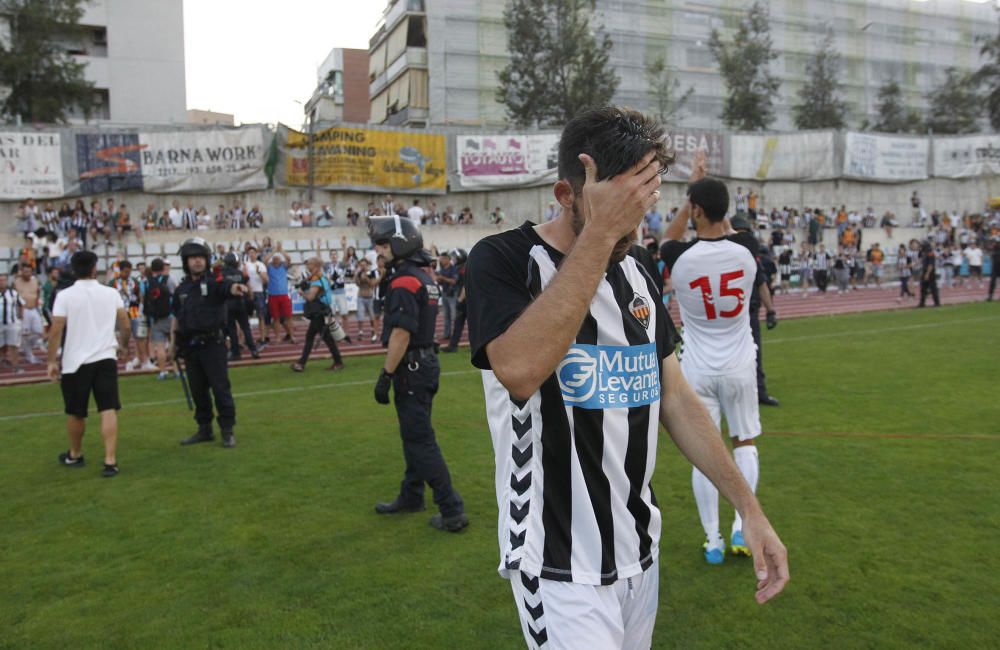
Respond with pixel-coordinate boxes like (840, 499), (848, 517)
(466, 222), (677, 586)
(0, 288), (22, 325)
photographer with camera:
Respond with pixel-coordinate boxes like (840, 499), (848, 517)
(354, 258), (379, 343)
(221, 253), (259, 361)
(290, 257), (344, 372)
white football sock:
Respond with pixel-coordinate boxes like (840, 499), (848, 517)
(692, 466), (722, 549)
(732, 445), (760, 534)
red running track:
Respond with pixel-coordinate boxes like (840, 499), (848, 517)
(1, 282), (994, 387)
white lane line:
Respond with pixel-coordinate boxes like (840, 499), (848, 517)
(762, 316), (999, 345)
(0, 369), (481, 422)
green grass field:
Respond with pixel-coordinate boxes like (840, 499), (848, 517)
(2, 303), (998, 649)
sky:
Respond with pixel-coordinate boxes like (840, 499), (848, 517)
(183, 1), (385, 128)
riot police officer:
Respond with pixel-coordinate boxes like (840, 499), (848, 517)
(173, 238), (249, 448)
(368, 216), (468, 532)
(221, 253), (259, 360)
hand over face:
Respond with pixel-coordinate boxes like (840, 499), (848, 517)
(577, 151), (662, 244)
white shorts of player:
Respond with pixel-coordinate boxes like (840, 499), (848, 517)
(681, 363), (761, 441)
(509, 560), (658, 650)
(0, 323), (21, 348)
(22, 308), (43, 337)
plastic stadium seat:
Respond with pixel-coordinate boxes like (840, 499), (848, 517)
(0, 262), (8, 274)
(0, 247), (12, 260)
(97, 258), (108, 272)
(145, 242), (162, 255)
(345, 238), (357, 249)
(296, 239), (313, 251)
(167, 255), (182, 268)
(281, 240), (297, 252)
(163, 242), (179, 255)
(358, 238), (371, 249)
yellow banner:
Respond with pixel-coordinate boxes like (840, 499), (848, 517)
(283, 126), (446, 193)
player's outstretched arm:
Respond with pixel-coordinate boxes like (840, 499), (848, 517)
(658, 353), (789, 604)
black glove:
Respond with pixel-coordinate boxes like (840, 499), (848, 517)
(766, 310), (778, 330)
(374, 369), (393, 405)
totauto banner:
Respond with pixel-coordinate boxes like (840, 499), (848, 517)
(73, 126), (268, 195)
(278, 124), (447, 194)
(843, 132), (929, 182)
(456, 133), (559, 189)
(931, 135), (1000, 179)
(0, 131), (65, 199)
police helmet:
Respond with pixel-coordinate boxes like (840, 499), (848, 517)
(730, 215), (752, 232)
(179, 237), (211, 274)
(368, 215), (423, 262)
(223, 252), (239, 268)
(449, 248), (468, 266)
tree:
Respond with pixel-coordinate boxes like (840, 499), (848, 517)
(871, 80), (923, 133)
(497, 0), (618, 127)
(0, 0), (94, 123)
(974, 7), (1000, 131)
(708, 0), (781, 131)
(645, 54), (693, 125)
(925, 68), (981, 134)
(791, 28), (846, 130)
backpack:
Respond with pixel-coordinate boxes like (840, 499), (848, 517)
(145, 276), (172, 319)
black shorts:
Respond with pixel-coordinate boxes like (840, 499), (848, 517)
(970, 265), (982, 276)
(60, 358), (121, 418)
(373, 298), (384, 316)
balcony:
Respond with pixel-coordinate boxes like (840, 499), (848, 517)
(369, 46), (427, 96)
(370, 0), (426, 49)
(384, 105), (428, 128)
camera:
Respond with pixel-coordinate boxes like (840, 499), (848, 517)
(369, 270), (378, 279)
(296, 278), (312, 292)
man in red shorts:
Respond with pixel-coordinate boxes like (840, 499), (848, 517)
(264, 250), (295, 344)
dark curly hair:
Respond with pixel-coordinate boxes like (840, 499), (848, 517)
(558, 106), (674, 194)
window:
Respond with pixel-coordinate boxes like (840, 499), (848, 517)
(686, 47), (713, 69)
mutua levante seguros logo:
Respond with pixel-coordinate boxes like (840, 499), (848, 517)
(557, 343), (660, 409)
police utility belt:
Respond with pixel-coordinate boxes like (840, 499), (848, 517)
(403, 345), (437, 370)
(184, 331), (223, 348)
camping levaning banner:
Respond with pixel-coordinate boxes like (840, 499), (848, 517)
(932, 135), (1000, 179)
(280, 125), (447, 194)
(456, 134), (559, 189)
(728, 132), (837, 181)
(843, 132), (929, 182)
(74, 127), (268, 195)
(0, 131), (65, 199)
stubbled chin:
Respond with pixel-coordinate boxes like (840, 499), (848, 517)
(609, 235), (635, 264)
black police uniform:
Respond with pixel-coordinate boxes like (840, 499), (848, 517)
(989, 241), (1000, 301)
(173, 274), (238, 436)
(221, 263), (257, 359)
(918, 249), (940, 307)
(381, 259), (464, 518)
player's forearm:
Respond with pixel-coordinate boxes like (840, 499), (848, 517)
(661, 379), (762, 518)
(486, 228), (616, 401)
(383, 328), (410, 373)
(664, 202), (690, 241)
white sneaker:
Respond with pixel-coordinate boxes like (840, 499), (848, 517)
(142, 360), (157, 371)
(25, 353), (38, 365)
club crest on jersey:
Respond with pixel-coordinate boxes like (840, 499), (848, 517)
(630, 294), (651, 329)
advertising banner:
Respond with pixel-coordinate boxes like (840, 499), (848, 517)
(137, 128), (267, 193)
(728, 132), (837, 181)
(932, 135), (1000, 178)
(0, 131), (64, 199)
(456, 134), (559, 188)
(75, 127), (267, 195)
(843, 132), (929, 182)
(281, 125), (447, 194)
(663, 130), (725, 182)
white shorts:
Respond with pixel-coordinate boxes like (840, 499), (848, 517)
(22, 308), (43, 336)
(509, 561), (659, 650)
(1, 323), (21, 348)
(681, 364), (761, 441)
(332, 292), (348, 316)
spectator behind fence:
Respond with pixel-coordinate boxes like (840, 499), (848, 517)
(435, 252), (459, 341)
(354, 258), (379, 343)
(47, 250), (130, 477)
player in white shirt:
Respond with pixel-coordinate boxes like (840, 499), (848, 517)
(661, 161), (765, 565)
(47, 250), (131, 477)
